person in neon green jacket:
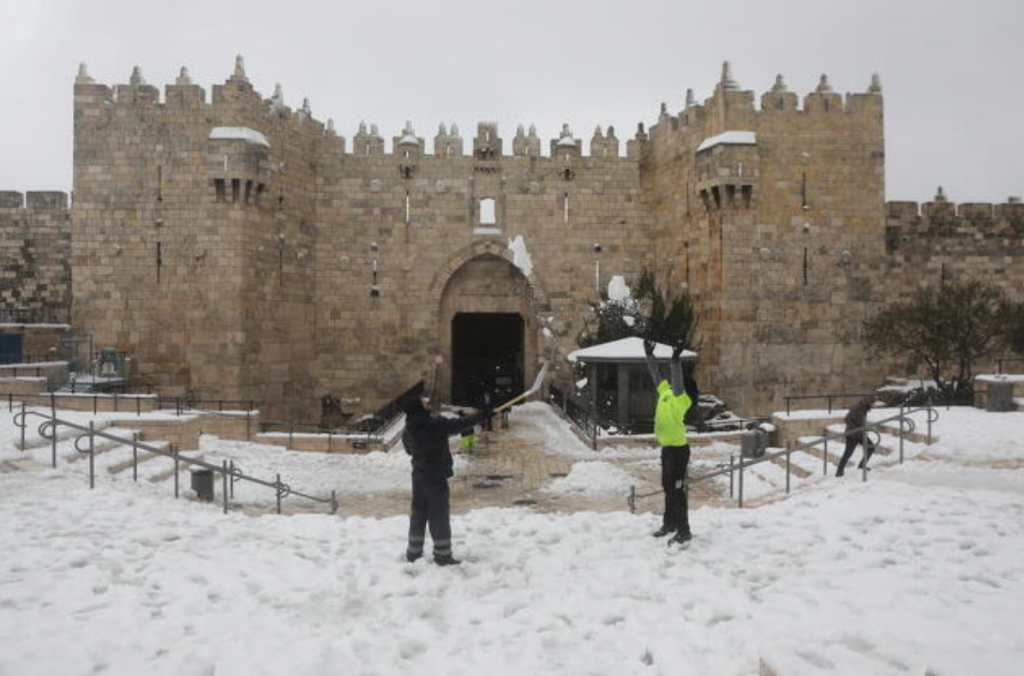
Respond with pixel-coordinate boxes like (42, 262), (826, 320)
(644, 339), (699, 545)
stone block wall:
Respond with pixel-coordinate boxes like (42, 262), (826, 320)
(642, 68), (889, 415)
(0, 191), (72, 322)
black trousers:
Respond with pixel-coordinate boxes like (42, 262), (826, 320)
(837, 433), (875, 475)
(407, 478), (452, 558)
(661, 445), (691, 534)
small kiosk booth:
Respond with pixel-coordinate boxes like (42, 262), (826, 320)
(567, 337), (697, 433)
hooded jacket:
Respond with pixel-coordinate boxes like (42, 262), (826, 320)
(403, 402), (487, 481)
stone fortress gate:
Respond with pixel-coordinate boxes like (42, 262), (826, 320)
(2, 58), (1022, 421)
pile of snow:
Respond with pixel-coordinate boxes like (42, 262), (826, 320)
(201, 436), (415, 500)
(543, 461), (635, 494)
(695, 130), (756, 152)
(209, 126), (270, 147)
(507, 234), (533, 277)
(606, 275), (630, 301)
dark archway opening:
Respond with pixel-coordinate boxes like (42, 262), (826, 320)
(451, 312), (523, 406)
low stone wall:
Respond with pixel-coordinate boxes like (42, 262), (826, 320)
(254, 432), (384, 454)
(0, 377), (47, 396)
(196, 411), (259, 442)
(107, 415), (202, 452)
(771, 413), (845, 448)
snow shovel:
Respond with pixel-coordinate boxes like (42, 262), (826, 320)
(493, 361), (549, 413)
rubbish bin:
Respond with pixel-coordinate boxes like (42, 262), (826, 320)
(740, 430), (768, 458)
(987, 381), (1015, 413)
(190, 468), (215, 502)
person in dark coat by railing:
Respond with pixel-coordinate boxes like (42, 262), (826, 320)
(836, 394), (877, 477)
(402, 395), (489, 565)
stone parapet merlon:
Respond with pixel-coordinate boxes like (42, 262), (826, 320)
(0, 192), (70, 211)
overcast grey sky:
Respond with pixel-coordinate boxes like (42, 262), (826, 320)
(1, 0), (1022, 203)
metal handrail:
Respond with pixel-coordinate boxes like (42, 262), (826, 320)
(783, 392), (877, 416)
(12, 406), (337, 515)
(628, 405), (940, 512)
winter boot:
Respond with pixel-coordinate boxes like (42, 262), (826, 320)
(406, 551), (422, 563)
(434, 554), (461, 566)
(669, 530), (693, 546)
(652, 526), (675, 538)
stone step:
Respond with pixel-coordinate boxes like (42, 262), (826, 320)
(105, 441), (172, 475)
(146, 451), (205, 483)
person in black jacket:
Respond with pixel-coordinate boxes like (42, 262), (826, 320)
(836, 394), (877, 477)
(402, 395), (489, 565)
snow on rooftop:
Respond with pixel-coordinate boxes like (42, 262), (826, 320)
(209, 126), (270, 148)
(568, 336), (696, 363)
(696, 130), (757, 153)
(507, 234), (533, 277)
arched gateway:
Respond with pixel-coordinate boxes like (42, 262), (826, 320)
(436, 252), (540, 406)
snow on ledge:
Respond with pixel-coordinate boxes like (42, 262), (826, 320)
(696, 130), (756, 153)
(976, 374), (1024, 384)
(209, 127), (270, 148)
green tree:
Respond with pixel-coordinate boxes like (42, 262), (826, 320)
(863, 279), (1015, 398)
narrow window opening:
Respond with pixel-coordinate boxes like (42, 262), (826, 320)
(404, 192), (411, 224)
(563, 192), (570, 224)
(404, 150), (410, 160)
(244, 180), (253, 205)
(231, 179), (241, 204)
(803, 247), (809, 285)
(255, 183), (266, 207)
(156, 165), (163, 202)
(741, 185), (753, 209)
(156, 242), (162, 283)
(479, 198), (496, 225)
(214, 179), (226, 203)
(801, 172), (808, 210)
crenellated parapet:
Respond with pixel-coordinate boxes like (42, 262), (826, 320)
(886, 189), (1024, 245)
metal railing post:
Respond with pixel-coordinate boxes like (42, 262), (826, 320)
(288, 422), (294, 451)
(20, 401), (26, 451)
(898, 406), (905, 464)
(229, 460), (235, 499)
(223, 461), (229, 514)
(927, 408), (933, 446)
(628, 485), (636, 514)
(330, 489), (337, 515)
(132, 432), (139, 482)
(276, 473), (283, 515)
(88, 421), (95, 489)
(827, 396), (833, 414)
(173, 444), (179, 498)
(728, 454), (734, 498)
(823, 435), (828, 476)
(738, 458), (745, 508)
(50, 397), (57, 469)
(785, 445), (791, 494)
(786, 398), (791, 416)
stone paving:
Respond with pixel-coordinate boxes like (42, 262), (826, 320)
(244, 421), (735, 518)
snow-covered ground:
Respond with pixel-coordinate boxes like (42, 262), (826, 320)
(1, 404), (1024, 675)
